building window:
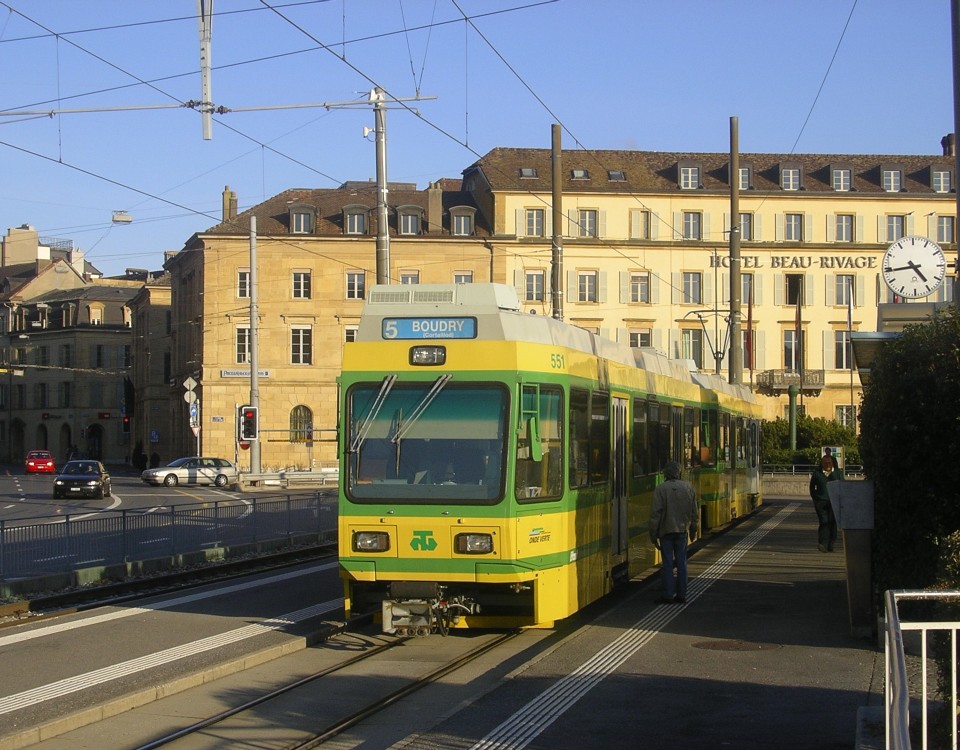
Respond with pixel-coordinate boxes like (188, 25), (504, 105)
(680, 166), (700, 189)
(399, 211), (421, 235)
(578, 209), (598, 237)
(163, 352), (171, 383)
(344, 325), (358, 342)
(525, 270), (545, 302)
(571, 168), (590, 180)
(578, 271), (598, 303)
(786, 273), (804, 306)
(836, 405), (857, 428)
(519, 167), (538, 179)
(454, 272), (473, 284)
(292, 271), (311, 299)
(289, 405), (313, 443)
(933, 170), (952, 193)
(400, 271), (420, 285)
(836, 274), (855, 306)
(346, 272), (366, 300)
(630, 209), (650, 239)
(739, 213), (753, 241)
(784, 329), (803, 371)
(682, 272), (702, 304)
(682, 211), (701, 240)
(345, 209), (367, 234)
(236, 326), (250, 364)
(781, 168), (800, 190)
(681, 329), (704, 369)
(526, 208), (545, 237)
(59, 344), (72, 368)
(886, 215), (905, 242)
(742, 273), (755, 305)
(629, 329), (651, 348)
(832, 168), (851, 191)
(835, 330), (854, 370)
(452, 212), (474, 236)
(738, 167), (751, 190)
(883, 169), (902, 192)
(608, 170), (626, 181)
(785, 213), (803, 241)
(237, 270), (250, 298)
(291, 326), (312, 365)
(59, 381), (71, 408)
(35, 346), (49, 367)
(34, 383), (48, 409)
(291, 210), (313, 234)
(89, 307), (102, 325)
(937, 215), (955, 244)
(629, 272), (649, 303)
(836, 214), (854, 242)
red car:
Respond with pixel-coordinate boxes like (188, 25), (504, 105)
(25, 450), (56, 474)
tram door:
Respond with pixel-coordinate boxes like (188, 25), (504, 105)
(611, 397), (628, 556)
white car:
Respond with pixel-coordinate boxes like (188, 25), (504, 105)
(141, 457), (239, 487)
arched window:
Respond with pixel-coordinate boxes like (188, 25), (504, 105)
(290, 405), (313, 443)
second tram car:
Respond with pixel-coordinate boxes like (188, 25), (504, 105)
(338, 283), (762, 635)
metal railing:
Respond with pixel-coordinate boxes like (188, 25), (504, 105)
(0, 492), (338, 581)
(885, 589), (960, 749)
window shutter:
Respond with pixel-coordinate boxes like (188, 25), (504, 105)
(673, 211), (683, 240)
(906, 213), (915, 236)
(619, 271), (629, 304)
(775, 214), (784, 241)
(825, 215), (835, 243)
(652, 328), (663, 352)
(774, 274), (784, 306)
(755, 331), (766, 370)
(927, 214), (937, 240)
(719, 272), (729, 304)
(877, 216), (885, 243)
(650, 273), (660, 304)
(598, 210), (607, 238)
(671, 272), (682, 304)
(855, 215), (864, 243)
(514, 270), (525, 300)
(516, 208), (525, 238)
(598, 272), (608, 303)
(804, 213), (813, 242)
(702, 212), (711, 241)
(754, 274), (764, 306)
(702, 276), (713, 305)
(825, 276), (836, 306)
(568, 210), (579, 237)
(823, 331), (835, 369)
(753, 213), (763, 241)
(649, 212), (660, 240)
(804, 274), (814, 306)
(544, 211), (553, 237)
(567, 270), (577, 303)
(855, 275), (865, 308)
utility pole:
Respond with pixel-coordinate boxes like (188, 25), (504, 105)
(249, 217), (261, 473)
(728, 116), (743, 385)
(372, 88), (391, 285)
(952, 0), (960, 300)
(551, 124), (564, 320)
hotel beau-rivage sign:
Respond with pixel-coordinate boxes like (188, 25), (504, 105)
(709, 253), (879, 269)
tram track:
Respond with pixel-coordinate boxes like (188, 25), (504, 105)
(131, 629), (521, 750)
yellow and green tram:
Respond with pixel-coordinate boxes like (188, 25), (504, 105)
(338, 283), (762, 635)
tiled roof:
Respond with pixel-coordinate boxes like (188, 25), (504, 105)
(465, 147), (955, 195)
(201, 180), (489, 237)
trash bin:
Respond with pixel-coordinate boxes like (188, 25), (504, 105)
(828, 480), (875, 638)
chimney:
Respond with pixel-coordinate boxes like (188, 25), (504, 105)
(941, 133), (956, 157)
(222, 186), (238, 222)
(426, 181), (443, 234)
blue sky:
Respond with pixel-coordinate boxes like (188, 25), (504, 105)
(0, 0), (954, 276)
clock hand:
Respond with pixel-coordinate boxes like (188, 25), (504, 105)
(885, 262), (928, 282)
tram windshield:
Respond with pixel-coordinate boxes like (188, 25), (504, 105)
(345, 381), (508, 504)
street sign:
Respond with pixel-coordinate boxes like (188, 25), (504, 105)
(189, 403), (199, 418)
(183, 390), (197, 404)
(183, 376), (198, 391)
(191, 425), (201, 437)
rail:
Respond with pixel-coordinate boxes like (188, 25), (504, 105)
(885, 589), (960, 749)
(239, 467), (339, 489)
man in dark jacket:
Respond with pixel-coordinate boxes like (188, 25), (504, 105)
(649, 461), (699, 604)
(810, 454), (843, 552)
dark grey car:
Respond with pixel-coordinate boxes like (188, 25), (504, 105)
(53, 460), (112, 499)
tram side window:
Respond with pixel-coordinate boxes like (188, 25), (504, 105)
(590, 392), (610, 484)
(653, 402), (671, 473)
(700, 410), (717, 467)
(632, 398), (649, 477)
(569, 388), (590, 488)
(516, 385), (563, 501)
(747, 419), (760, 468)
(683, 407), (699, 468)
(736, 417), (747, 461)
(720, 412), (731, 464)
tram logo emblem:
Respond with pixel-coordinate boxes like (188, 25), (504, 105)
(410, 530), (438, 551)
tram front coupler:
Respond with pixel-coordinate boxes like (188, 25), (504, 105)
(383, 582), (480, 636)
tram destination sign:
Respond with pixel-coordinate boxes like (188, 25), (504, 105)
(382, 316), (477, 340)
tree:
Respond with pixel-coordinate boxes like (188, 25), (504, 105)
(859, 306), (960, 596)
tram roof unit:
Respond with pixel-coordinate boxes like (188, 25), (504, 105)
(358, 284), (752, 400)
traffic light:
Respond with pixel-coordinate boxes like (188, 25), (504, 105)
(122, 415), (131, 433)
(239, 405), (259, 441)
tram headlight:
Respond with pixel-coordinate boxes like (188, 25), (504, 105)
(353, 531), (391, 552)
(410, 345), (446, 366)
(455, 533), (493, 555)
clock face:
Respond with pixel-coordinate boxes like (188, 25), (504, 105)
(882, 236), (947, 299)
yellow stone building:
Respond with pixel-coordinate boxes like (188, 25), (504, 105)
(165, 144), (957, 469)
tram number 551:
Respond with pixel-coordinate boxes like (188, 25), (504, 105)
(550, 353), (565, 369)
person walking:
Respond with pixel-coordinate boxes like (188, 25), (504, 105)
(809, 454), (843, 552)
(649, 460), (699, 604)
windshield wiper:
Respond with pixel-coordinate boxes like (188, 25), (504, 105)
(348, 375), (397, 454)
(391, 374), (452, 444)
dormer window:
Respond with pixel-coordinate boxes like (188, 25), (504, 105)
(932, 167), (952, 193)
(678, 161), (702, 190)
(882, 165), (904, 192)
(288, 204), (316, 234)
(780, 165), (802, 190)
(343, 205), (369, 235)
(831, 166), (852, 191)
(571, 168), (590, 180)
(450, 206), (476, 236)
(737, 165), (753, 190)
(519, 167), (538, 179)
(397, 205), (423, 236)
(607, 170), (626, 181)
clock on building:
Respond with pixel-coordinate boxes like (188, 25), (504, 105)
(881, 235), (947, 299)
